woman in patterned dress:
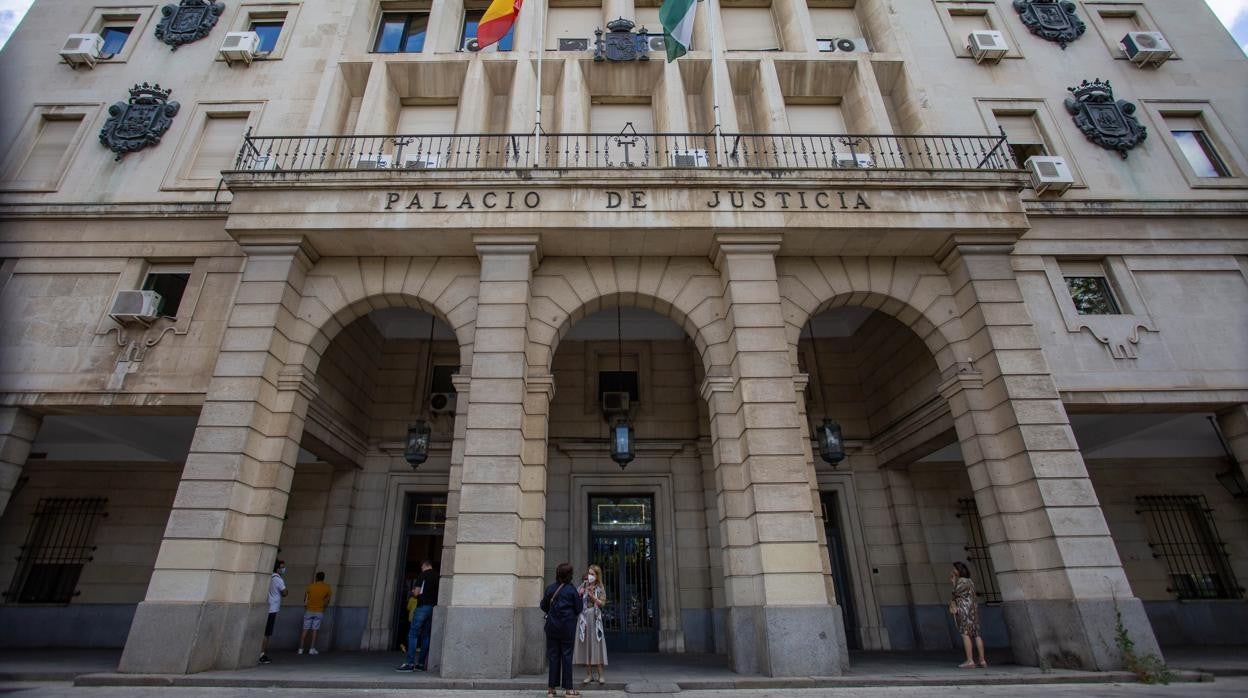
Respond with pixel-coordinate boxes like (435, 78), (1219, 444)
(573, 564), (608, 685)
(950, 561), (987, 668)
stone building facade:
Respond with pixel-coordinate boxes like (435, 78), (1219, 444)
(1, 0), (1246, 679)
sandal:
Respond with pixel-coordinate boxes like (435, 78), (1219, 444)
(546, 691), (556, 697)
(958, 661), (975, 668)
(582, 677), (594, 685)
(977, 661), (988, 669)
(566, 692), (582, 697)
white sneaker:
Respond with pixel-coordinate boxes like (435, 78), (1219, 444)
(309, 648), (319, 655)
(297, 648), (304, 655)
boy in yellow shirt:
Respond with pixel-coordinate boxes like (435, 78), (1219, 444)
(299, 571), (332, 655)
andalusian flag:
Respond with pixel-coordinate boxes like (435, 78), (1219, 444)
(659, 0), (697, 62)
(477, 0), (523, 50)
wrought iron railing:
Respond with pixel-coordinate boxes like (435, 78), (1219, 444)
(957, 497), (1002, 604)
(1136, 494), (1244, 600)
(232, 129), (1018, 173)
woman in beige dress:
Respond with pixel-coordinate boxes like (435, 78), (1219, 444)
(573, 564), (608, 685)
(949, 561), (987, 668)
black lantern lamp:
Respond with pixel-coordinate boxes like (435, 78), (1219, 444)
(405, 420), (431, 468)
(610, 417), (635, 468)
(816, 418), (846, 466)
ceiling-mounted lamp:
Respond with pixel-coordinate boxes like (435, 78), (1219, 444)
(405, 420), (430, 468)
(806, 318), (846, 467)
(1209, 416), (1247, 499)
(605, 304), (635, 469)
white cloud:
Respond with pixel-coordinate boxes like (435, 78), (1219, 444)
(0, 0), (35, 50)
(1205, 0), (1248, 25)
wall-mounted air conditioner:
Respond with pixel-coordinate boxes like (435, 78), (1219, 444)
(644, 34), (666, 52)
(250, 154), (281, 171)
(60, 33), (104, 68)
(558, 38), (590, 51)
(835, 152), (874, 168)
(1025, 155), (1074, 195)
(109, 290), (163, 326)
(356, 154), (392, 170)
(429, 393), (457, 414)
(968, 31), (1008, 64)
(462, 37), (481, 52)
(1121, 31), (1172, 67)
(401, 154), (440, 170)
(817, 37), (869, 53)
(602, 391), (631, 416)
(670, 148), (709, 168)
(220, 31), (260, 65)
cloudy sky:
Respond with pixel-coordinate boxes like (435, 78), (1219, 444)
(0, 0), (1246, 52)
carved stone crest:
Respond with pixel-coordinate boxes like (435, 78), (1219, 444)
(99, 83), (180, 160)
(155, 0), (225, 50)
(1013, 0), (1085, 49)
(1064, 79), (1146, 158)
(594, 18), (650, 62)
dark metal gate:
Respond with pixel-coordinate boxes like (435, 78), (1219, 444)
(588, 495), (657, 652)
(820, 491), (859, 648)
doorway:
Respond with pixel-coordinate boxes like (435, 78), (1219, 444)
(390, 493), (446, 650)
(820, 491), (859, 649)
(587, 494), (658, 652)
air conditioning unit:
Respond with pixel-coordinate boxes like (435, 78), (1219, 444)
(645, 34), (666, 52)
(670, 148), (709, 168)
(429, 392), (457, 414)
(462, 37), (481, 52)
(220, 31), (260, 65)
(1121, 31), (1172, 67)
(968, 30), (1008, 64)
(602, 391), (631, 415)
(60, 33), (103, 68)
(1025, 155), (1074, 195)
(248, 154), (281, 171)
(356, 154), (393, 170)
(109, 290), (163, 326)
(817, 37), (869, 53)
(401, 154), (440, 170)
(834, 152), (874, 168)
(558, 38), (590, 51)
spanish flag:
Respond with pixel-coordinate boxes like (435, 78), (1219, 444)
(477, 0), (523, 50)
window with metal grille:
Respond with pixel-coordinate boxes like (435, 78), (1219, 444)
(4, 498), (107, 604)
(956, 497), (1002, 604)
(1136, 495), (1243, 600)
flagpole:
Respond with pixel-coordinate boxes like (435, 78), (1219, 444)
(534, 1), (546, 167)
(703, 0), (725, 165)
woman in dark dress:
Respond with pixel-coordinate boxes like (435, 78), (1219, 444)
(949, 561), (987, 668)
(541, 562), (584, 697)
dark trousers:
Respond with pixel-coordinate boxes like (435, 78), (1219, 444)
(405, 605), (433, 667)
(546, 634), (574, 689)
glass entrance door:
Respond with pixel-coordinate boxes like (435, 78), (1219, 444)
(391, 493), (446, 650)
(588, 495), (658, 652)
(820, 491), (859, 649)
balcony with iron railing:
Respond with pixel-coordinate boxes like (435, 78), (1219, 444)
(230, 128), (1021, 174)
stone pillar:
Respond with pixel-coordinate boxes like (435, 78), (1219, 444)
(883, 467), (947, 650)
(1215, 405), (1248, 487)
(317, 466), (355, 649)
(938, 243), (1161, 671)
(119, 239), (319, 674)
(704, 233), (846, 676)
(440, 235), (547, 678)
(429, 371), (470, 671)
(0, 407), (41, 518)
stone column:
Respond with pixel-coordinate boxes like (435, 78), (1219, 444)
(119, 239), (319, 674)
(705, 233), (846, 676)
(1215, 405), (1248, 487)
(440, 235), (547, 678)
(0, 407), (41, 518)
(429, 371), (470, 671)
(883, 467), (946, 650)
(938, 243), (1161, 671)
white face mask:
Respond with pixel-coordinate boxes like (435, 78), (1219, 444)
(587, 574), (596, 583)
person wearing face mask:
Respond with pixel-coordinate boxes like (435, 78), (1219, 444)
(573, 564), (608, 685)
(260, 559), (289, 664)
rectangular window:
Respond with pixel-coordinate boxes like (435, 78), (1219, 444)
(723, 7), (780, 50)
(995, 112), (1049, 165)
(250, 20), (284, 53)
(809, 7), (862, 41)
(786, 103), (847, 135)
(430, 365), (458, 394)
(4, 498), (108, 604)
(461, 8), (514, 51)
(590, 102), (654, 133)
(6, 114), (84, 190)
(1164, 115), (1231, 179)
(1064, 276), (1121, 315)
(142, 264), (192, 317)
(100, 25), (133, 54)
(547, 6), (600, 50)
(599, 370), (640, 403)
(396, 104), (458, 134)
(957, 498), (1001, 604)
(947, 8), (991, 43)
(375, 12), (429, 52)
(1136, 495), (1243, 600)
(188, 113), (249, 181)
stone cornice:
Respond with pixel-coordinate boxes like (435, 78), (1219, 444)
(0, 202), (230, 220)
(1024, 199), (1248, 217)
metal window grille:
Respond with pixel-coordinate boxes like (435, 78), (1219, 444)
(956, 497), (1002, 604)
(1136, 495), (1243, 600)
(4, 497), (107, 604)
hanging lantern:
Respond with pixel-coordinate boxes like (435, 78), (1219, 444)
(405, 421), (431, 468)
(817, 419), (845, 466)
(610, 417), (635, 468)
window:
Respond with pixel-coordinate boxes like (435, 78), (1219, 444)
(1165, 117), (1231, 178)
(375, 12), (429, 52)
(786, 103), (847, 135)
(1137, 495), (1243, 600)
(3, 498), (107, 604)
(1064, 276), (1120, 315)
(995, 112), (1049, 165)
(2, 113), (84, 190)
(100, 25), (133, 55)
(430, 365), (458, 394)
(188, 113), (249, 181)
(599, 370), (640, 403)
(461, 8), (514, 51)
(934, 1), (1017, 59)
(809, 7), (863, 42)
(723, 7), (781, 50)
(250, 20), (284, 53)
(142, 264), (191, 317)
(546, 6), (600, 50)
(589, 102), (654, 134)
(957, 498), (1001, 604)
